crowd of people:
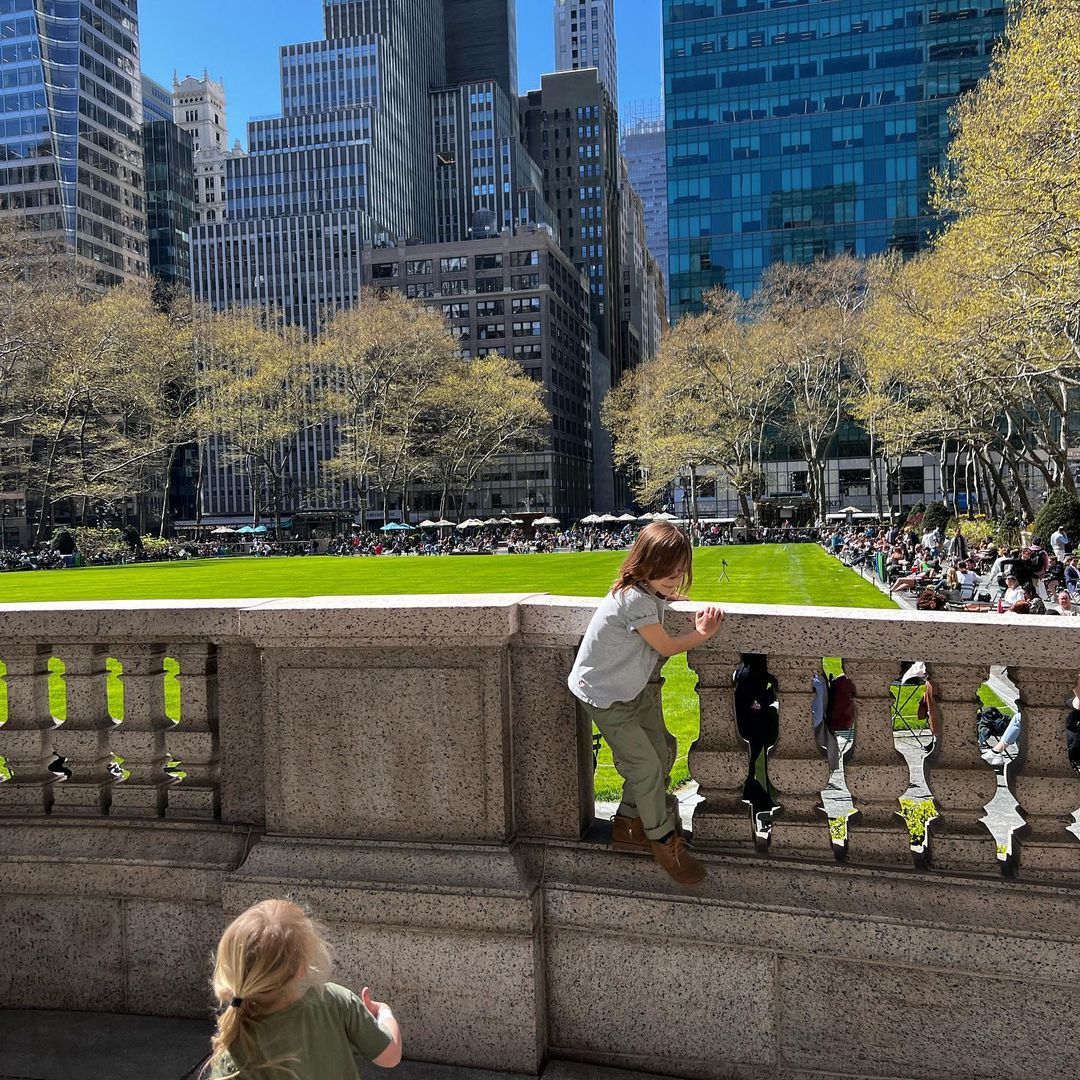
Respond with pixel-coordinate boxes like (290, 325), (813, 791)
(326, 523), (645, 557)
(826, 520), (1078, 614)
(0, 545), (67, 572)
(0, 539), (200, 571)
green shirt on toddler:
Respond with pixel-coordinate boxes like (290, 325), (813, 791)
(211, 981), (391, 1079)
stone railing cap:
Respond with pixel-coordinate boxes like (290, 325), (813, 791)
(0, 599), (255, 643)
(517, 596), (1080, 666)
(238, 593), (537, 646)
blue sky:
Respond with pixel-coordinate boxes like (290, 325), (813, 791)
(139, 0), (664, 148)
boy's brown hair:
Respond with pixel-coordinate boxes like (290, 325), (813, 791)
(613, 521), (693, 596)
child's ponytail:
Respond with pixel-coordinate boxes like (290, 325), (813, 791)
(204, 899), (332, 1079)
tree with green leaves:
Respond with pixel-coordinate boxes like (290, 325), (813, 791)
(195, 306), (318, 536)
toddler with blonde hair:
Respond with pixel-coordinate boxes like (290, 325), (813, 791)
(206, 899), (402, 1079)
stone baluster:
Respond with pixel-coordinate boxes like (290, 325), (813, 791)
(1010, 666), (1080, 880)
(686, 645), (753, 849)
(841, 659), (911, 865)
(165, 644), (220, 820)
(920, 663), (998, 872)
(50, 645), (116, 816)
(109, 644), (174, 817)
(767, 656), (833, 859)
(216, 643), (265, 827)
(0, 644), (57, 815)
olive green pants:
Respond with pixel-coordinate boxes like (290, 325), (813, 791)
(581, 687), (678, 840)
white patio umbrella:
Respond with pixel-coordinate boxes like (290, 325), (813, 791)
(210, 526), (236, 535)
(418, 519), (438, 528)
(482, 517), (501, 526)
(496, 517), (514, 525)
(456, 518), (484, 529)
(580, 513), (603, 524)
(431, 519), (455, 528)
(638, 511), (656, 521)
(617, 513), (638, 522)
(652, 511), (677, 521)
(599, 513), (620, 523)
(533, 515), (560, 526)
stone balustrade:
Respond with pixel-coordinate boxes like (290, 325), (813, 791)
(1, 596), (1079, 1079)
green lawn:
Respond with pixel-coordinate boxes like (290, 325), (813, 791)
(0, 545), (894, 796)
(0, 544), (893, 605)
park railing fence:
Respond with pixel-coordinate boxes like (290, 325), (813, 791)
(1, 597), (1078, 1078)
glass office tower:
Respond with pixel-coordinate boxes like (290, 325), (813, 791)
(663, 0), (1006, 313)
(0, 0), (146, 285)
(143, 118), (193, 286)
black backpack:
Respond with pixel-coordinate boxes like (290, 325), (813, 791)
(978, 705), (1009, 738)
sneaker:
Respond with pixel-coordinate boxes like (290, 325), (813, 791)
(650, 833), (706, 885)
(610, 814), (650, 853)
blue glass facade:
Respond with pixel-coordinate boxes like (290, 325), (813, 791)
(0, 0), (145, 284)
(663, 0), (1006, 312)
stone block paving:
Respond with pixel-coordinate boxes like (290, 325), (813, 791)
(0, 1011), (677, 1080)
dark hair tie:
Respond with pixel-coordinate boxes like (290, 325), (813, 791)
(231, 997), (244, 1008)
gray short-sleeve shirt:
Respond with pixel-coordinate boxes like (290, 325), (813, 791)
(568, 584), (667, 708)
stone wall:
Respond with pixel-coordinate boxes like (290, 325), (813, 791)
(1, 596), (1078, 1078)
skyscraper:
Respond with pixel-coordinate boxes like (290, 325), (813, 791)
(361, 224), (593, 521)
(0, 0), (146, 285)
(142, 77), (194, 286)
(142, 75), (174, 125)
(443, 0), (518, 101)
(191, 0), (446, 516)
(554, 0), (619, 105)
(663, 0), (1007, 314)
(431, 79), (553, 243)
(171, 73), (246, 227)
(521, 68), (624, 508)
(620, 103), (668, 309)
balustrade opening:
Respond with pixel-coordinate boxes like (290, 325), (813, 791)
(0, 644), (217, 818)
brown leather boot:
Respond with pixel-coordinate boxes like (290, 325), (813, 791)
(610, 814), (650, 853)
(650, 833), (706, 885)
